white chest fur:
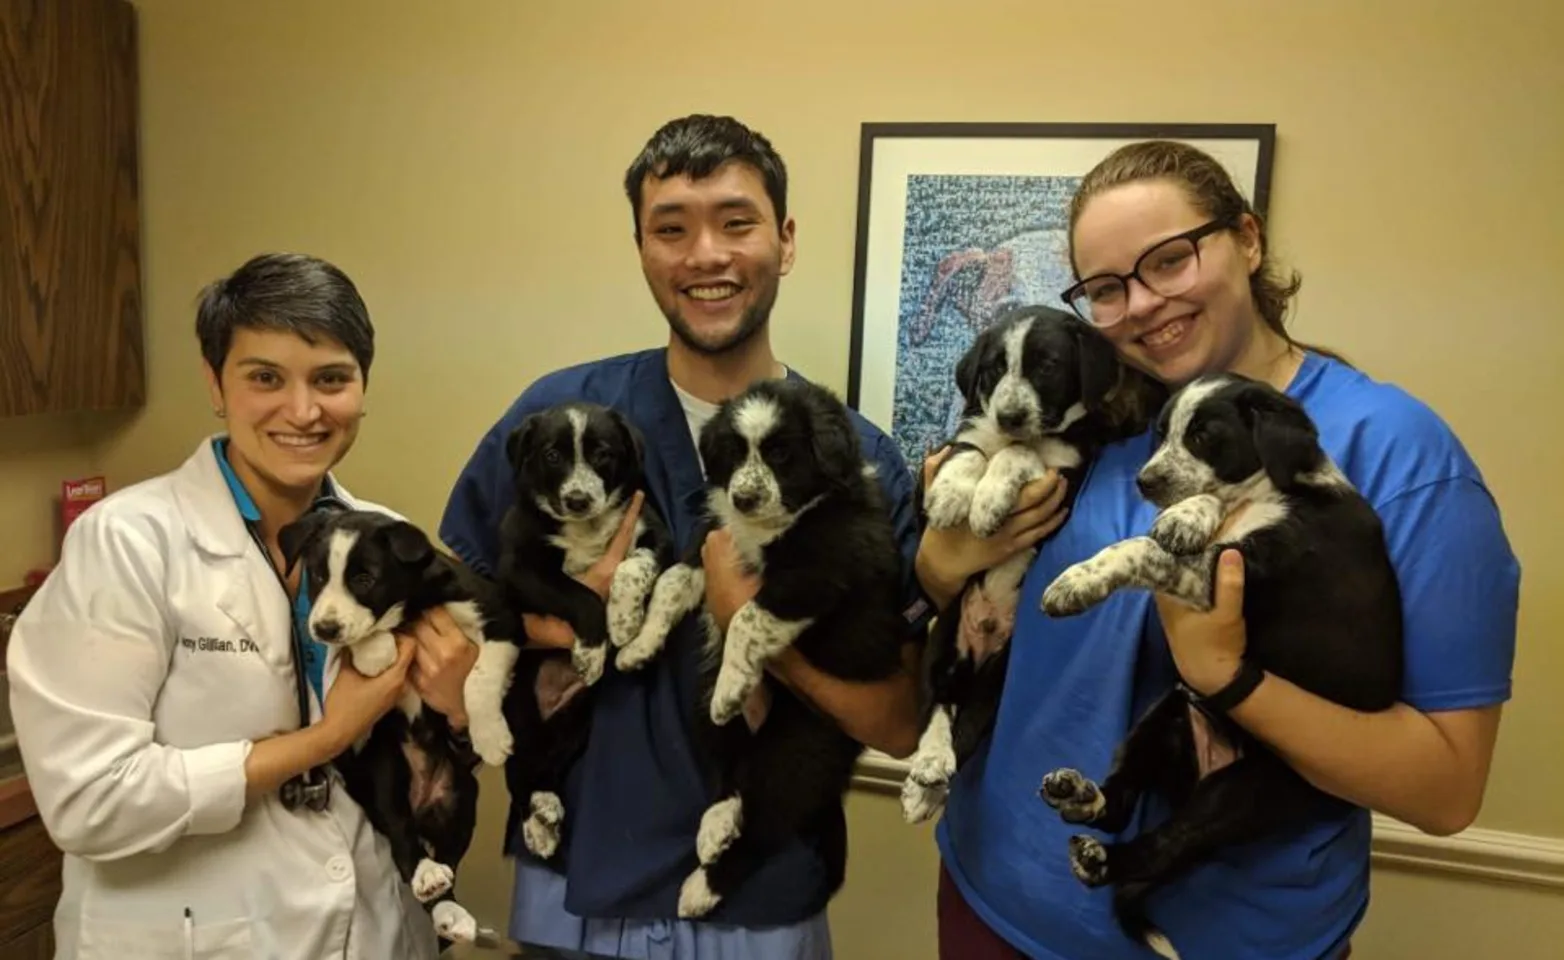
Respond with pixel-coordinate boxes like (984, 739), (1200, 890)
(548, 506), (637, 575)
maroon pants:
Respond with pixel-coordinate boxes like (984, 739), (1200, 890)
(936, 864), (1026, 959)
(936, 863), (1352, 959)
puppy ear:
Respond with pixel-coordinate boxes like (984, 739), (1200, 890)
(809, 391), (862, 489)
(505, 414), (541, 473)
(954, 336), (983, 405)
(1073, 322), (1122, 414)
(954, 324), (1002, 415)
(1243, 388), (1322, 490)
(385, 520), (435, 568)
(618, 412), (647, 470)
(278, 510), (331, 577)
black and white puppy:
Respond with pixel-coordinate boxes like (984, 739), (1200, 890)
(902, 305), (1165, 824)
(663, 378), (909, 920)
(495, 401), (679, 860)
(498, 401), (679, 682)
(1037, 373), (1404, 958)
(279, 508), (524, 945)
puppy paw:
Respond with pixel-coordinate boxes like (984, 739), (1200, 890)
(431, 900), (478, 944)
(709, 666), (753, 726)
(572, 642), (608, 687)
(967, 483), (1017, 539)
(522, 792), (565, 859)
(900, 777), (948, 824)
(608, 563), (655, 648)
(1150, 506), (1213, 556)
(614, 629), (666, 673)
(467, 712), (514, 766)
(1038, 768), (1105, 824)
(1040, 564), (1106, 617)
(349, 633), (398, 677)
(411, 858), (454, 903)
(908, 741), (957, 791)
(677, 867), (721, 919)
(923, 478), (975, 530)
(696, 797), (743, 865)
(1068, 834), (1110, 887)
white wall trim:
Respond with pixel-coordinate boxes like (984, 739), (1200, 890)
(851, 752), (1564, 891)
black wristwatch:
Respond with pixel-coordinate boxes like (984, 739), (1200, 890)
(1194, 660), (1266, 714)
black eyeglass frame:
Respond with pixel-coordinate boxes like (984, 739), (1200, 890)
(1060, 218), (1234, 325)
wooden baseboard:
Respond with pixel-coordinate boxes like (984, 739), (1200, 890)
(850, 752), (1564, 891)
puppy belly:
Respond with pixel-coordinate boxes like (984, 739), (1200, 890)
(402, 739), (454, 812)
(1188, 704), (1242, 779)
(957, 583), (1014, 665)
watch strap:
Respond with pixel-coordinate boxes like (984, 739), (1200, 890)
(1196, 659), (1265, 714)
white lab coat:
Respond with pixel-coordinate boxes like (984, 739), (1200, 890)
(5, 438), (441, 960)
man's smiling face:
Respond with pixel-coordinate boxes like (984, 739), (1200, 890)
(636, 159), (796, 356)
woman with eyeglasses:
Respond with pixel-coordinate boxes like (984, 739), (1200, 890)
(912, 140), (1519, 959)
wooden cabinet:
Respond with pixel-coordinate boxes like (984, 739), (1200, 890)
(0, 0), (144, 417)
(0, 788), (61, 957)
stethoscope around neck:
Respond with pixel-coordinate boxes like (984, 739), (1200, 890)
(245, 499), (347, 813)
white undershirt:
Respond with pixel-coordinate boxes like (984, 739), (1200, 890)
(669, 368), (787, 475)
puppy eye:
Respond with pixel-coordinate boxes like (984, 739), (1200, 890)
(770, 446), (791, 465)
(544, 449), (563, 465)
(349, 572), (374, 591)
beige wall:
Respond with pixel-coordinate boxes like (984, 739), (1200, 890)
(4, 0), (1558, 954)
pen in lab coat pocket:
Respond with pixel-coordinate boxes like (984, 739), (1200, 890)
(184, 907), (194, 960)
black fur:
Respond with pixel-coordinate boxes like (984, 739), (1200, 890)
(1038, 373), (1404, 948)
(495, 401), (677, 862)
(675, 378), (909, 918)
(278, 508), (522, 939)
(905, 305), (1164, 822)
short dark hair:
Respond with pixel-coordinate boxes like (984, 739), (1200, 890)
(195, 252), (376, 380)
(622, 114), (789, 245)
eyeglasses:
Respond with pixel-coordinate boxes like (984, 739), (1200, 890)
(1061, 219), (1231, 327)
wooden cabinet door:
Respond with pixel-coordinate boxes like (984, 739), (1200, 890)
(0, 812), (62, 952)
(0, 0), (144, 416)
(0, 922), (54, 960)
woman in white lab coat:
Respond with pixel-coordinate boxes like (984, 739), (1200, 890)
(6, 252), (479, 959)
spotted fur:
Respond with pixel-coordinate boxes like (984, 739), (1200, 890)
(904, 305), (1165, 824)
(672, 378), (908, 919)
(1037, 372), (1404, 954)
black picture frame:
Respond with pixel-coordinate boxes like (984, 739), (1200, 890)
(844, 122), (1276, 476)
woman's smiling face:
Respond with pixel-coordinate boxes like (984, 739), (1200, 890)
(205, 326), (365, 495)
(1070, 179), (1263, 388)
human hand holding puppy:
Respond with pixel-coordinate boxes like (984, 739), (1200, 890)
(914, 446), (1071, 611)
(700, 528), (760, 633)
(523, 491), (646, 650)
(402, 607), (481, 730)
(1155, 548), (1249, 697)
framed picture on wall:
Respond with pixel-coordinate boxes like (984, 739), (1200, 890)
(844, 122), (1276, 478)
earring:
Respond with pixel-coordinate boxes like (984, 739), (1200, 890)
(214, 407), (225, 418)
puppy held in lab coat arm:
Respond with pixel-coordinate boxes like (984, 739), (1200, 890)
(5, 438), (441, 960)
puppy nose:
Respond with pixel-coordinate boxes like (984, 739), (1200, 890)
(563, 492), (592, 514)
(313, 620), (342, 642)
(1136, 474), (1162, 500)
(731, 490), (761, 513)
(997, 409), (1027, 432)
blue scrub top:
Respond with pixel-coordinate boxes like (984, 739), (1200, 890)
(439, 348), (929, 926)
(937, 352), (1521, 959)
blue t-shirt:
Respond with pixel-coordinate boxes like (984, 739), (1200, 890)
(439, 348), (929, 926)
(936, 352), (1520, 959)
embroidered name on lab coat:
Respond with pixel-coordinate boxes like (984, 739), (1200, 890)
(180, 635), (259, 654)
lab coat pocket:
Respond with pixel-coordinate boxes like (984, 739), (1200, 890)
(76, 914), (255, 959)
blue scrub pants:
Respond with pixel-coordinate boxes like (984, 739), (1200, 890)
(509, 859), (834, 960)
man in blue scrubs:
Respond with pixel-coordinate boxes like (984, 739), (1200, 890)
(439, 114), (931, 959)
